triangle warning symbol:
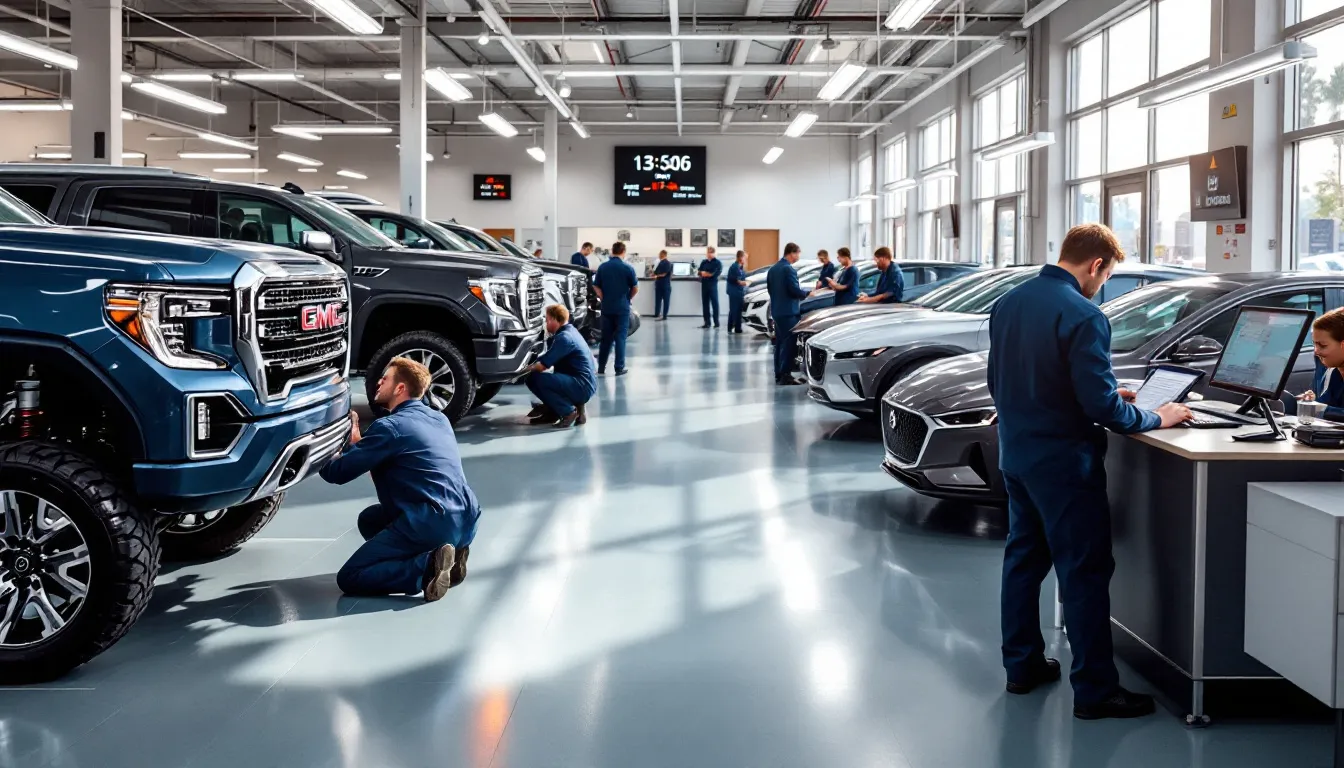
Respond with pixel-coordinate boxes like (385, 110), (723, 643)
(1209, 156), (1218, 170)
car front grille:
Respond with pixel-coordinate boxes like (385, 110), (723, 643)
(882, 402), (930, 465)
(253, 277), (349, 399)
(524, 271), (545, 327)
(806, 344), (827, 381)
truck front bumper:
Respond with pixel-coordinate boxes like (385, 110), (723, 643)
(474, 327), (545, 383)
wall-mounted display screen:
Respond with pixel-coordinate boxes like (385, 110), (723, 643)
(614, 146), (706, 205)
(474, 174), (511, 201)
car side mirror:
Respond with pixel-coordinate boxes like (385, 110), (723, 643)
(409, 238), (435, 250)
(1171, 335), (1223, 361)
(301, 230), (336, 255)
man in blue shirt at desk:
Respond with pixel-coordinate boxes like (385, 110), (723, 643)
(767, 242), (811, 385)
(988, 223), (1190, 720)
(570, 242), (593, 269)
(526, 304), (598, 428)
(319, 358), (481, 602)
(697, 246), (722, 329)
(593, 241), (638, 375)
(857, 247), (903, 304)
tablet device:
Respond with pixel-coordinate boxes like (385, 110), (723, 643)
(1132, 364), (1204, 412)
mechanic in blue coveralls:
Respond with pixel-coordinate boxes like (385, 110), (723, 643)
(697, 245), (722, 329)
(827, 247), (860, 306)
(593, 240), (638, 375)
(987, 223), (1191, 720)
(857, 247), (903, 304)
(652, 249), (674, 320)
(570, 242), (593, 269)
(525, 303), (598, 428)
(767, 242), (812, 385)
(319, 357), (480, 602)
(726, 250), (750, 334)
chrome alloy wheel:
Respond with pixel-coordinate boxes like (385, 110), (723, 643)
(165, 509), (226, 535)
(403, 348), (456, 411)
(0, 490), (90, 647)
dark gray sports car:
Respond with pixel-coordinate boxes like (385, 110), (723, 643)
(880, 273), (1344, 503)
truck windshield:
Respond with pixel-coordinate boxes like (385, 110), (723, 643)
(287, 194), (399, 248)
(0, 188), (50, 225)
(1104, 283), (1230, 353)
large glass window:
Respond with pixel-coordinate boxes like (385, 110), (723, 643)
(882, 136), (908, 257)
(1157, 0), (1212, 76)
(1105, 99), (1147, 173)
(973, 74), (1026, 264)
(919, 112), (956, 261)
(1107, 8), (1151, 96)
(1289, 7), (1344, 265)
(1296, 25), (1344, 132)
(1071, 181), (1102, 225)
(1154, 94), (1211, 161)
(219, 193), (317, 248)
(1151, 164), (1207, 269)
(1293, 132), (1344, 266)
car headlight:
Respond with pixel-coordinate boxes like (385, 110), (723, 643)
(469, 277), (522, 319)
(105, 284), (230, 370)
(833, 347), (889, 360)
(933, 408), (997, 427)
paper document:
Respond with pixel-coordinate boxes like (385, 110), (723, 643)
(1133, 369), (1200, 411)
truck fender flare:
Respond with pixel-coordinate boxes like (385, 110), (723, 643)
(351, 293), (481, 361)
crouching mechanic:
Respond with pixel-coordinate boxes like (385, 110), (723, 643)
(319, 357), (481, 602)
(526, 304), (598, 427)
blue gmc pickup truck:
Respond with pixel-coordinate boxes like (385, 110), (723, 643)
(0, 188), (351, 682)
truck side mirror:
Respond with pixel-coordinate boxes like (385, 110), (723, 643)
(1171, 335), (1223, 361)
(301, 230), (336, 255)
(409, 238), (434, 250)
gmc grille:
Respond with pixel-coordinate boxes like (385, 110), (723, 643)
(883, 403), (929, 465)
(525, 273), (545, 327)
(806, 345), (827, 381)
(253, 278), (349, 399)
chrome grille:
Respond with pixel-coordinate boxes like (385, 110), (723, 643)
(253, 277), (349, 399)
(883, 403), (929, 465)
(525, 272), (545, 327)
(806, 345), (827, 381)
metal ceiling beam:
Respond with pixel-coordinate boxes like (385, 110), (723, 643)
(669, 0), (681, 135)
(125, 63), (946, 80)
(0, 4), (68, 33)
(472, 0), (585, 132)
(858, 38), (1006, 137)
(719, 0), (765, 132)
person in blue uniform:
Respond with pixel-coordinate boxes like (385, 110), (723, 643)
(814, 249), (836, 291)
(570, 242), (593, 269)
(697, 246), (722, 329)
(827, 247), (859, 306)
(525, 304), (598, 428)
(593, 241), (638, 375)
(857, 247), (903, 304)
(319, 358), (480, 602)
(726, 250), (750, 334)
(767, 242), (812, 385)
(1286, 307), (1344, 421)
(988, 223), (1191, 720)
(652, 249), (673, 320)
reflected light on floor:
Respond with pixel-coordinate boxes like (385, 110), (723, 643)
(759, 487), (819, 613)
(472, 686), (513, 768)
(330, 696), (362, 768)
(808, 640), (852, 705)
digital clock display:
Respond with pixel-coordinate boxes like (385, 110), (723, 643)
(614, 146), (706, 205)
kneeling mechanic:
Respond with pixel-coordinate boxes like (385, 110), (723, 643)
(526, 303), (598, 427)
(319, 357), (480, 602)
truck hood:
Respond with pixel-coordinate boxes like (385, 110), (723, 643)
(380, 247), (538, 279)
(885, 352), (993, 415)
(810, 309), (980, 351)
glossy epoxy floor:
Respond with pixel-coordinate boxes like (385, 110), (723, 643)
(0, 318), (1333, 768)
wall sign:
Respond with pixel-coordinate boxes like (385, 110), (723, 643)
(614, 146), (707, 205)
(1309, 219), (1336, 255)
(665, 229), (683, 247)
(1188, 146), (1247, 222)
(690, 229), (708, 247)
(717, 229), (736, 248)
(473, 174), (511, 201)
(1222, 104), (1238, 119)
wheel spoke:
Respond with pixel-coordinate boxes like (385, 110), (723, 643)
(0, 582), (21, 644)
(32, 500), (70, 545)
(26, 585), (65, 638)
(48, 551), (89, 601)
(430, 364), (451, 382)
(0, 491), (26, 541)
(45, 543), (89, 571)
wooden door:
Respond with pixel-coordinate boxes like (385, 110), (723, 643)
(485, 228), (516, 243)
(743, 229), (779, 271)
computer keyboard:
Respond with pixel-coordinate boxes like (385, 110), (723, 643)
(1183, 413), (1241, 429)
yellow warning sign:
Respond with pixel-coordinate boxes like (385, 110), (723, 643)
(1210, 156), (1218, 170)
(1223, 104), (1238, 119)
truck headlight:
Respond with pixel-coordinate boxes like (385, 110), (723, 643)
(934, 408), (997, 427)
(833, 347), (889, 360)
(469, 277), (522, 317)
(105, 284), (231, 370)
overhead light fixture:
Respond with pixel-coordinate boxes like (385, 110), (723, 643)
(884, 178), (918, 192)
(1021, 0), (1072, 28)
(122, 151), (147, 160)
(478, 111), (519, 137)
(273, 126), (320, 141)
(32, 150), (72, 160)
(298, 168), (319, 173)
(394, 144), (434, 161)
(559, 82), (572, 98)
(884, 0), (941, 31)
(213, 167), (268, 174)
(197, 132), (259, 151)
(232, 71), (304, 82)
(591, 42), (605, 62)
(784, 111), (818, 137)
(324, 185), (349, 190)
(921, 167), (958, 181)
(760, 109), (768, 120)
(273, 123), (393, 137)
(304, 0), (382, 35)
(625, 110), (634, 119)
(337, 169), (367, 179)
(0, 28), (77, 70)
(121, 110), (136, 120)
(818, 62), (867, 102)
(131, 81), (227, 115)
(1136, 41), (1315, 108)
(277, 151), (323, 166)
(978, 131), (1056, 161)
(424, 67), (472, 101)
(854, 193), (879, 201)
(527, 146), (546, 162)
(477, 28), (491, 46)
(179, 151), (252, 160)
(0, 99), (71, 112)
(151, 72), (215, 83)
(442, 150), (452, 159)
(833, 199), (859, 207)
(120, 73), (132, 84)
(762, 146), (783, 164)
(570, 120), (589, 139)
(383, 72), (401, 81)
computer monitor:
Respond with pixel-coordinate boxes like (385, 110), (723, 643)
(672, 262), (693, 277)
(1208, 305), (1314, 400)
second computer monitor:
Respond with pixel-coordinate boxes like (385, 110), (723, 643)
(1207, 305), (1315, 400)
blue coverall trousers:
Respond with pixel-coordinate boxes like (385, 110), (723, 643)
(526, 370), (590, 417)
(654, 283), (671, 318)
(701, 285), (720, 326)
(773, 314), (799, 379)
(1000, 467), (1119, 706)
(337, 503), (478, 596)
(598, 312), (630, 372)
(727, 292), (745, 333)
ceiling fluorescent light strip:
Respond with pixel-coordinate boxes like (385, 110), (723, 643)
(762, 146), (783, 164)
(1136, 41), (1315, 108)
(130, 81), (227, 115)
(179, 151), (252, 160)
(273, 123), (392, 136)
(424, 67), (473, 101)
(337, 169), (368, 179)
(978, 131), (1055, 161)
(784, 111), (819, 138)
(817, 62), (867, 102)
(213, 167), (268, 173)
(0, 28), (77, 70)
(478, 111), (519, 138)
(305, 0), (382, 35)
(570, 120), (590, 139)
(277, 151), (323, 166)
(921, 167), (958, 181)
(197, 132), (259, 151)
(0, 100), (71, 111)
(526, 146), (546, 162)
(151, 72), (215, 83)
(884, 178), (918, 192)
(232, 71), (303, 82)
(884, 0), (941, 31)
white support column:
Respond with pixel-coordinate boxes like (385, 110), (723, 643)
(70, 0), (122, 165)
(399, 0), (427, 216)
(544, 108), (559, 260)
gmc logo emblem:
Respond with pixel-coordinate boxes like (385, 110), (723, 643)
(300, 303), (345, 331)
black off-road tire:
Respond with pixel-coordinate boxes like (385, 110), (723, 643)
(472, 382), (503, 410)
(627, 312), (642, 337)
(0, 441), (159, 684)
(366, 331), (477, 424)
(160, 494), (284, 562)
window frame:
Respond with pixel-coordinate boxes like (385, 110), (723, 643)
(1284, 5), (1344, 267)
(216, 191), (322, 249)
(973, 71), (1027, 264)
(85, 184), (202, 237)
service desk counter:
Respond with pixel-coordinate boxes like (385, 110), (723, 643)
(632, 277), (717, 318)
(1106, 413), (1344, 724)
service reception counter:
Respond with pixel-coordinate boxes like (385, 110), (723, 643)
(632, 277), (717, 318)
(1105, 412), (1344, 724)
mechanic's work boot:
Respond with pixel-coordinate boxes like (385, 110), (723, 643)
(1073, 689), (1157, 720)
(575, 402), (588, 425)
(423, 543), (456, 602)
(528, 406), (558, 425)
(449, 546), (470, 588)
(526, 403), (548, 418)
(555, 409), (580, 428)
(1006, 658), (1061, 695)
